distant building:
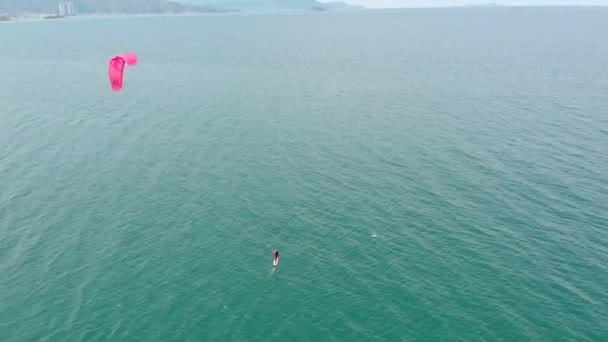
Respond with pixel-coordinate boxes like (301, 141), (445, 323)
(58, 2), (75, 16)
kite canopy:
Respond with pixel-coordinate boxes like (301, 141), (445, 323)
(108, 52), (138, 91)
(121, 52), (138, 66)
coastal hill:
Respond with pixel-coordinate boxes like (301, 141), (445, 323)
(1, 0), (361, 15)
(320, 1), (363, 10)
(74, 0), (236, 13)
(183, 0), (363, 11)
(0, 0), (235, 15)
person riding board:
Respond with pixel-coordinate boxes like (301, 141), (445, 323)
(272, 249), (279, 264)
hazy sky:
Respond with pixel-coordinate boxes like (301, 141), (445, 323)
(321, 0), (608, 8)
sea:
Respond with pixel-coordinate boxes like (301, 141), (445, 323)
(1, 7), (607, 341)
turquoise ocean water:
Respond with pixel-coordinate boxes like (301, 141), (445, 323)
(1, 7), (607, 341)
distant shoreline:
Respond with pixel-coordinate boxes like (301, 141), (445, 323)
(0, 11), (240, 23)
(2, 4), (607, 23)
